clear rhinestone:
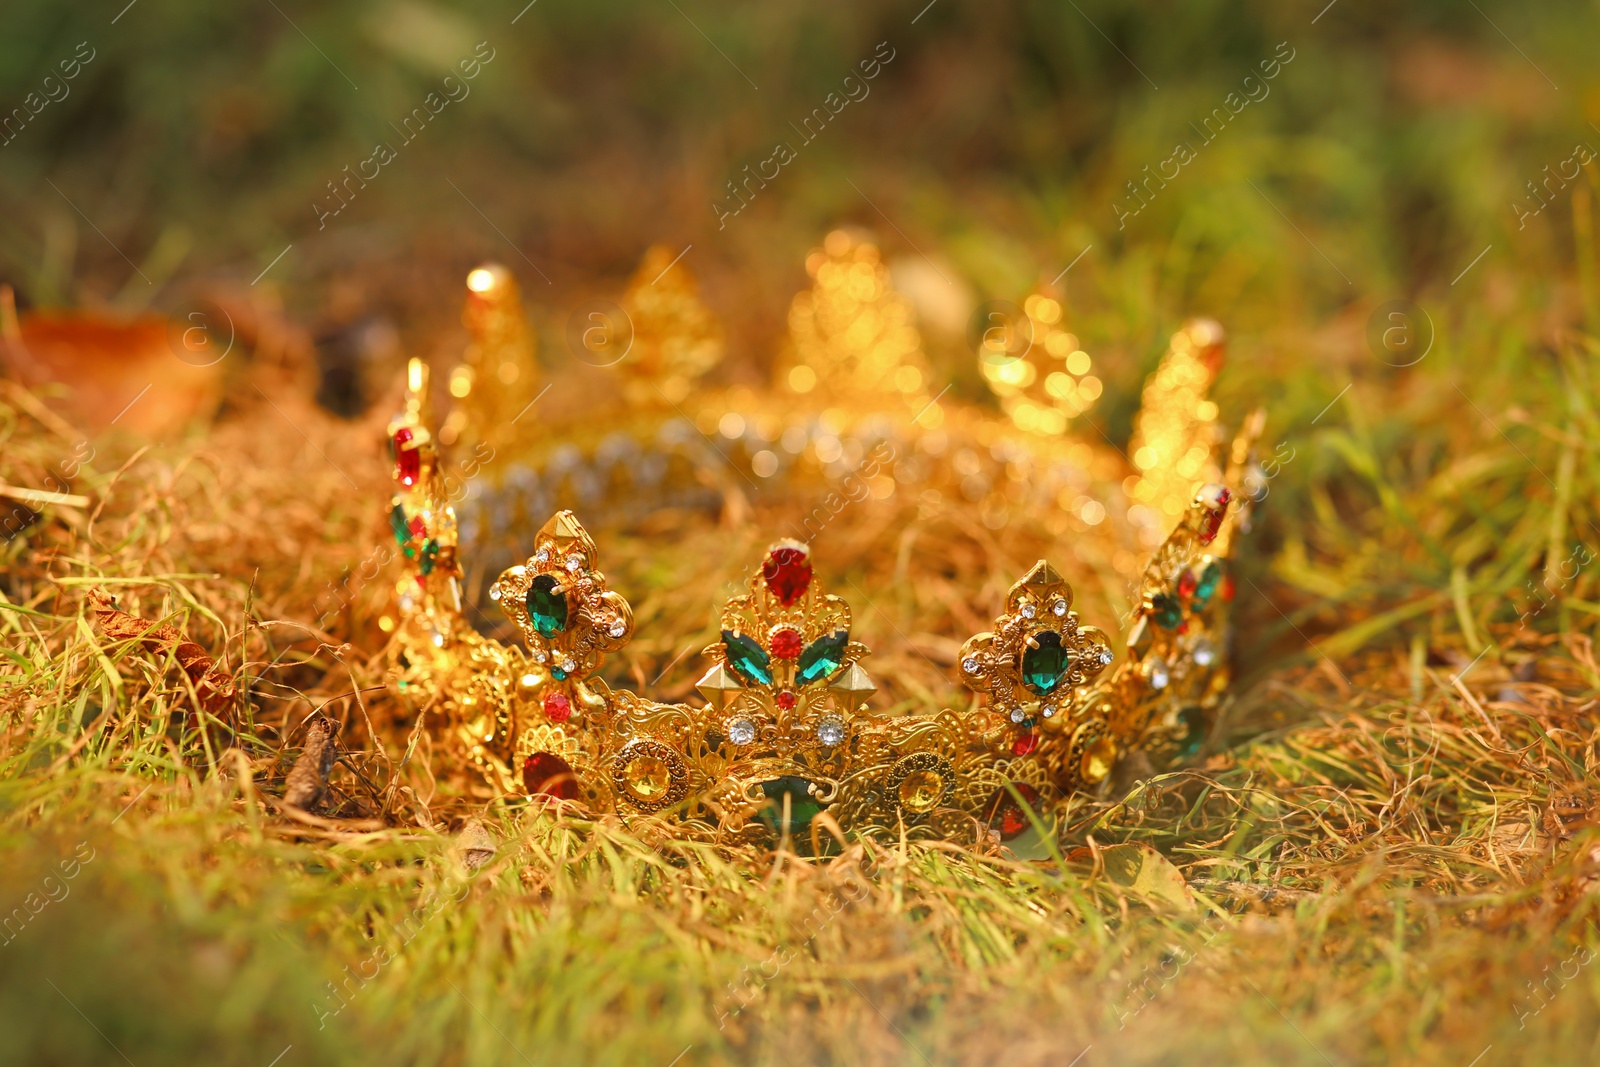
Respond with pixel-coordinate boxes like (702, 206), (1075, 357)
(1009, 707), (1026, 724)
(1149, 658), (1170, 689)
(489, 587), (501, 602)
(1098, 647), (1114, 666)
(608, 619), (627, 638)
(1193, 639), (1216, 667)
(962, 657), (980, 674)
(535, 549), (549, 563)
(532, 647), (549, 664)
(565, 555), (584, 573)
(817, 718), (845, 746)
(1042, 705), (1056, 718)
(727, 718), (756, 746)
(1020, 602), (1037, 620)
(558, 656), (576, 673)
(1052, 599), (1068, 617)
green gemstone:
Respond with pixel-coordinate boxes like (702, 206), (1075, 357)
(1021, 630), (1070, 695)
(389, 504), (409, 546)
(551, 666), (567, 681)
(418, 539), (439, 576)
(797, 630), (848, 684)
(722, 630), (771, 686)
(1192, 562), (1223, 604)
(526, 574), (568, 636)
(754, 776), (823, 837)
(1151, 592), (1184, 630)
(1176, 706), (1207, 759)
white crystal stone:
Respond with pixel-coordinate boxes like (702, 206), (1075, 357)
(727, 718), (756, 746)
(1149, 659), (1170, 689)
(1009, 707), (1026, 724)
(1193, 639), (1216, 667)
(962, 657), (980, 674)
(1020, 602), (1037, 619)
(608, 620), (626, 638)
(1053, 599), (1068, 617)
(817, 718), (845, 746)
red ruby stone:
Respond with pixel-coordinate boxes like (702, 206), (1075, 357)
(770, 628), (803, 660)
(1178, 569), (1198, 598)
(1221, 574), (1236, 602)
(984, 781), (1042, 841)
(763, 546), (812, 606)
(775, 690), (798, 711)
(407, 515), (428, 539)
(1196, 487), (1231, 544)
(522, 751), (579, 800)
(1011, 732), (1038, 757)
(393, 427), (421, 487)
(543, 691), (572, 723)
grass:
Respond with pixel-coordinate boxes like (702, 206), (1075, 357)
(6, 3), (1600, 1063)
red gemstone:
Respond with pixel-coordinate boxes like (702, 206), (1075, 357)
(1196, 486), (1231, 544)
(770, 628), (803, 660)
(393, 427), (421, 487)
(984, 781), (1042, 841)
(407, 515), (428, 539)
(762, 546), (812, 606)
(522, 751), (579, 800)
(1011, 732), (1038, 756)
(1221, 574), (1236, 602)
(776, 690), (798, 711)
(543, 691), (572, 723)
(1178, 569), (1197, 598)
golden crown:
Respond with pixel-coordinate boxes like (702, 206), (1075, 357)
(377, 234), (1264, 850)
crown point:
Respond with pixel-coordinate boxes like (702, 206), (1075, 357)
(762, 542), (812, 605)
(828, 662), (876, 702)
(1020, 560), (1065, 590)
(695, 662), (744, 705)
(544, 510), (588, 547)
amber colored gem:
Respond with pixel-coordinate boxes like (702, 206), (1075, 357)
(1079, 735), (1117, 783)
(775, 690), (798, 711)
(762, 546), (812, 606)
(983, 781), (1042, 841)
(898, 769), (945, 812)
(393, 427), (421, 487)
(1012, 731), (1039, 756)
(543, 691), (572, 723)
(522, 752), (579, 800)
(624, 754), (674, 802)
(770, 628), (803, 660)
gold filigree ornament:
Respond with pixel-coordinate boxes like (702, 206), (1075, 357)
(379, 411), (1261, 851)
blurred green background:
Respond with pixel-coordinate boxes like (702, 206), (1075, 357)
(3, 0), (1597, 407)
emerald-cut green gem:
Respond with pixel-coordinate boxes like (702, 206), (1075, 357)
(1192, 562), (1223, 604)
(389, 504), (409, 546)
(527, 574), (568, 636)
(551, 666), (568, 681)
(722, 630), (772, 686)
(1151, 592), (1183, 630)
(754, 776), (823, 837)
(1021, 630), (1070, 695)
(797, 630), (848, 684)
(1176, 706), (1206, 759)
(418, 539), (439, 576)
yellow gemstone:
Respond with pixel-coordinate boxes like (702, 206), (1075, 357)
(898, 769), (944, 812)
(624, 754), (674, 801)
(1080, 736), (1117, 784)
